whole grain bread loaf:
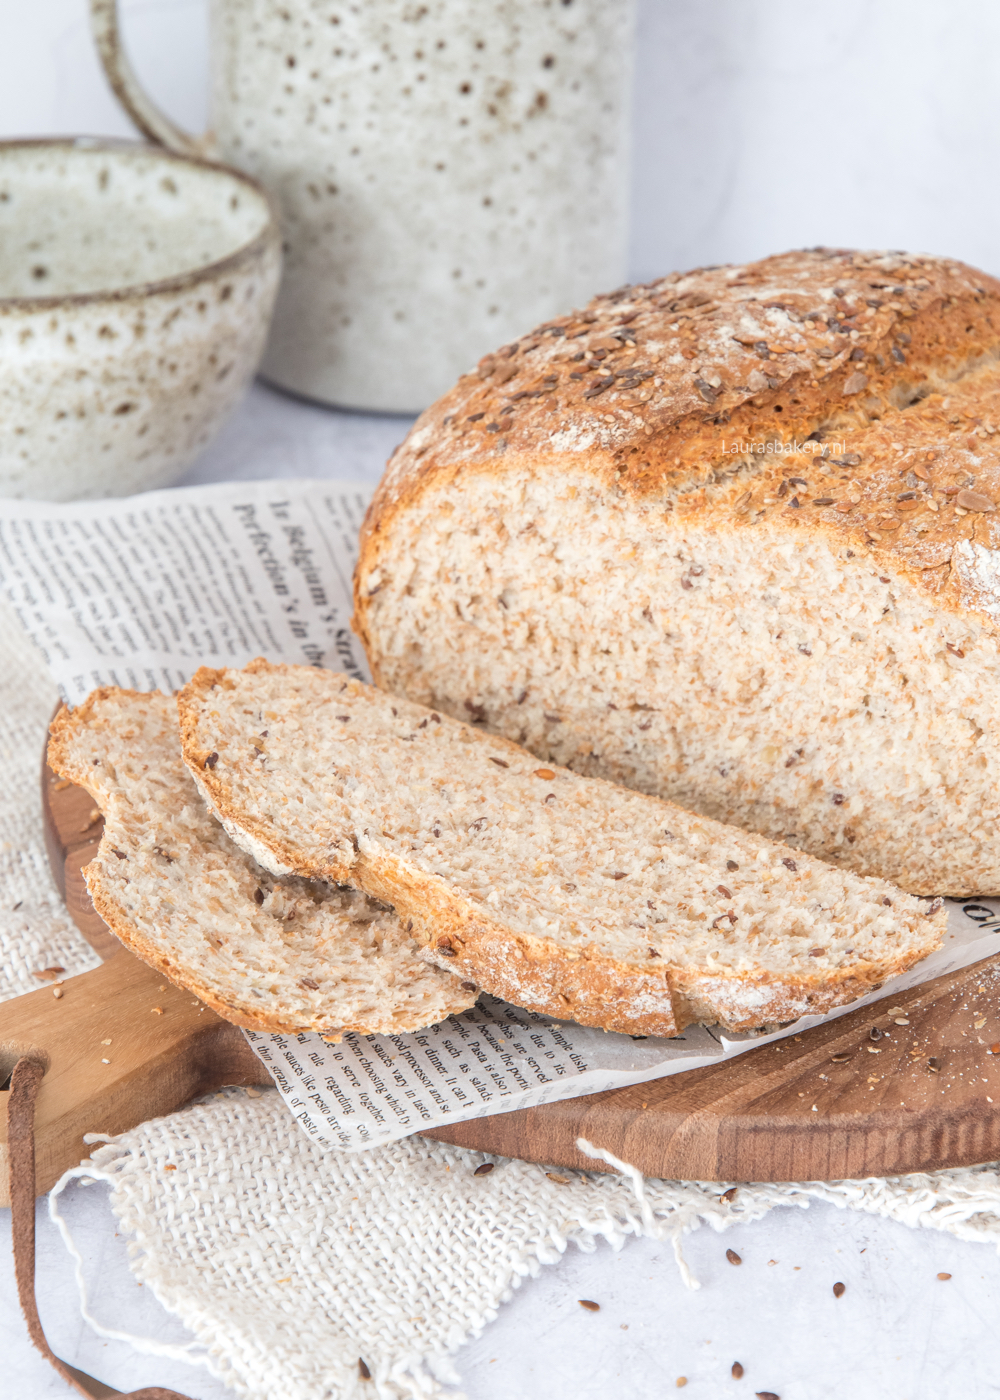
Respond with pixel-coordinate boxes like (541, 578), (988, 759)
(47, 688), (477, 1037)
(353, 248), (1000, 896)
(178, 659), (945, 1037)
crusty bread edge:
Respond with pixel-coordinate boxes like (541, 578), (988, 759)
(357, 842), (942, 1035)
(177, 661), (947, 1036)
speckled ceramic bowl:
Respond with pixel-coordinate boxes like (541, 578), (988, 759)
(0, 138), (281, 499)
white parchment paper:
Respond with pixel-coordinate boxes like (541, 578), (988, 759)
(2, 479), (997, 1151)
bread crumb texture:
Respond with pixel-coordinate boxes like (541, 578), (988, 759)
(179, 661), (944, 1037)
(355, 247), (1000, 896)
(47, 689), (476, 1038)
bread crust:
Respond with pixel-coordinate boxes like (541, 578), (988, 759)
(179, 660), (945, 1037)
(355, 247), (1000, 649)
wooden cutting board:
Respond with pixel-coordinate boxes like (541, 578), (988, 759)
(3, 740), (1000, 1201)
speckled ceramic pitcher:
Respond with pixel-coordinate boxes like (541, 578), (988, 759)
(92, 0), (634, 414)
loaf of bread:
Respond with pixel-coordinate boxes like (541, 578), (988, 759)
(178, 660), (944, 1038)
(353, 248), (1000, 897)
(47, 689), (477, 1037)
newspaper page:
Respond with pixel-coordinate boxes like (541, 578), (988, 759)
(0, 478), (372, 704)
(1, 478), (998, 1152)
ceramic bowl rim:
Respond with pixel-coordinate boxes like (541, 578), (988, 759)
(0, 136), (281, 312)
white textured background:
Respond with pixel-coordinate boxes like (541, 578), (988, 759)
(4, 4), (1000, 1399)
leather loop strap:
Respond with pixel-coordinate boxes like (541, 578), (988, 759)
(7, 1056), (195, 1400)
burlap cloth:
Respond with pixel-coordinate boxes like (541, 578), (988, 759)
(5, 597), (1000, 1400)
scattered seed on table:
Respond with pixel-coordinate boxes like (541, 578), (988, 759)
(755, 1392), (780, 1400)
(474, 1162), (494, 1176)
(676, 1379), (687, 1389)
(732, 1360), (745, 1378)
(726, 1248), (742, 1265)
(358, 1359), (371, 1380)
(720, 1187), (738, 1203)
(937, 1272), (952, 1281)
(579, 1299), (600, 1311)
(833, 1282), (846, 1298)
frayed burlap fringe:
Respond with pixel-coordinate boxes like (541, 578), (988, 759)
(46, 1090), (1000, 1400)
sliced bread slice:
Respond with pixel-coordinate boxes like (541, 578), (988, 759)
(178, 660), (946, 1036)
(47, 688), (477, 1038)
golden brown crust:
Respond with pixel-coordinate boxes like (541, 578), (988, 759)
(354, 247), (1000, 652)
(704, 369), (1000, 624)
(178, 659), (944, 1037)
(368, 866), (934, 1036)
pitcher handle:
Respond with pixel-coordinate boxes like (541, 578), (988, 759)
(90, 0), (208, 158)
